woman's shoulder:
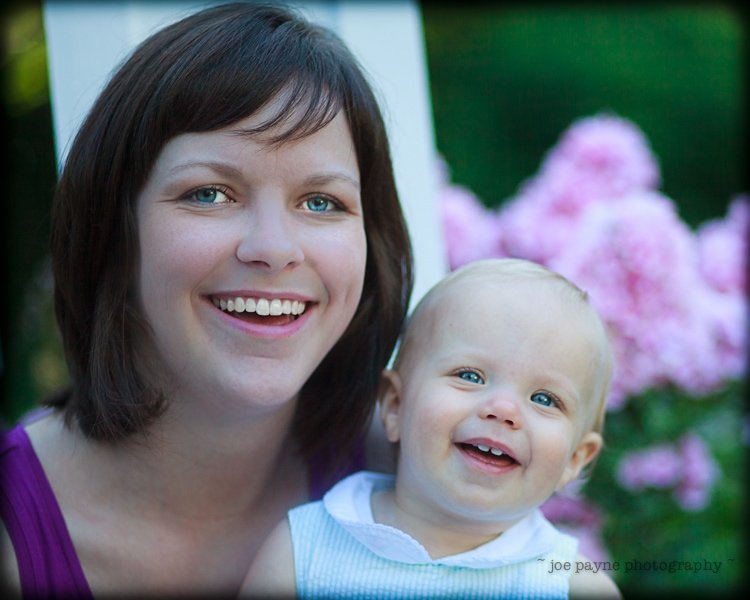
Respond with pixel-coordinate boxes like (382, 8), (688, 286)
(1, 407), (62, 456)
(1, 410), (59, 477)
(23, 409), (66, 452)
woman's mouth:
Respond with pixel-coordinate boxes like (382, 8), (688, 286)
(210, 295), (308, 325)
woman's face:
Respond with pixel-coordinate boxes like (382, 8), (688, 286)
(136, 103), (366, 423)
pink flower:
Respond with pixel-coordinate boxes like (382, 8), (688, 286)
(548, 191), (715, 404)
(541, 494), (610, 562)
(497, 114), (660, 263)
(440, 179), (502, 270)
(616, 444), (683, 490)
(696, 195), (749, 294)
(675, 433), (720, 511)
(541, 494), (603, 529)
(557, 525), (612, 565)
(692, 287), (747, 384)
(616, 433), (720, 512)
(692, 196), (749, 381)
(536, 113), (660, 206)
(495, 188), (575, 263)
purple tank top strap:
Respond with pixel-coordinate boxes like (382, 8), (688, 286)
(0, 423), (93, 599)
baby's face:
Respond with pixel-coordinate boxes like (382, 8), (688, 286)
(381, 279), (604, 529)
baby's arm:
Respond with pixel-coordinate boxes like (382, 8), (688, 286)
(239, 518), (296, 598)
(568, 553), (622, 599)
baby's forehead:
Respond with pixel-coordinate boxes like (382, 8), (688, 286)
(423, 271), (576, 319)
(399, 269), (603, 360)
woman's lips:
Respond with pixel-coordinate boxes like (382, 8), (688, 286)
(206, 294), (315, 339)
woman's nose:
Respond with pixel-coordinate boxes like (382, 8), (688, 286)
(235, 200), (305, 272)
(478, 393), (522, 429)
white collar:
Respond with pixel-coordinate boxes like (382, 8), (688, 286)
(322, 471), (560, 568)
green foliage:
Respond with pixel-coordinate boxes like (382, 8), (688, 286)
(1, 1), (60, 423)
(422, 4), (744, 227)
(4, 1), (49, 114)
(585, 381), (745, 595)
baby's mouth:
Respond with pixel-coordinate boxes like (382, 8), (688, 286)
(458, 442), (520, 467)
(211, 295), (308, 325)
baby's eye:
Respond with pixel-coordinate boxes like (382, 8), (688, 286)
(530, 391), (558, 408)
(185, 186), (232, 205)
(456, 370), (485, 385)
(303, 194), (340, 213)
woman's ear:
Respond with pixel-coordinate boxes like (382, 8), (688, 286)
(558, 431), (603, 490)
(378, 370), (403, 443)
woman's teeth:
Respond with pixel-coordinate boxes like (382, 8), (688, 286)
(212, 296), (307, 316)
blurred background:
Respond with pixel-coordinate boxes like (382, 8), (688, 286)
(423, 3), (743, 227)
(1, 1), (746, 597)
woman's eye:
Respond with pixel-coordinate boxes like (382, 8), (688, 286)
(530, 392), (557, 408)
(456, 370), (484, 385)
(186, 186), (232, 205)
(303, 194), (339, 213)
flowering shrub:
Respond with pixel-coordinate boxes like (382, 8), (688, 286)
(439, 113), (746, 593)
(616, 432), (720, 511)
(540, 494), (610, 563)
(494, 114), (661, 264)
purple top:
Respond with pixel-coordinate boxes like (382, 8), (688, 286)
(0, 418), (364, 598)
(0, 423), (93, 599)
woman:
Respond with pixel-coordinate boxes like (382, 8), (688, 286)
(0, 3), (412, 596)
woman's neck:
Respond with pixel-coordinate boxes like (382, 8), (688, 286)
(25, 400), (309, 596)
(30, 397), (306, 524)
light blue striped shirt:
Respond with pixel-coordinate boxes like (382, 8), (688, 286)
(289, 471), (578, 599)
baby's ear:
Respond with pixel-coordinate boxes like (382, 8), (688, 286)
(378, 370), (403, 443)
(558, 431), (603, 490)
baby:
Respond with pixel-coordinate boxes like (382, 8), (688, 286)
(241, 258), (621, 598)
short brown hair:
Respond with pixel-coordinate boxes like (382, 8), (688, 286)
(49, 2), (413, 461)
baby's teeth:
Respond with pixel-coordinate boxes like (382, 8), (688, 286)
(256, 298), (270, 316)
(476, 444), (490, 453)
(490, 448), (504, 456)
(281, 300), (292, 315)
(235, 297), (245, 312)
(269, 299), (283, 316)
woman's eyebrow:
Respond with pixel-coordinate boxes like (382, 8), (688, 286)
(301, 172), (361, 191)
(167, 162), (360, 192)
(168, 160), (244, 179)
